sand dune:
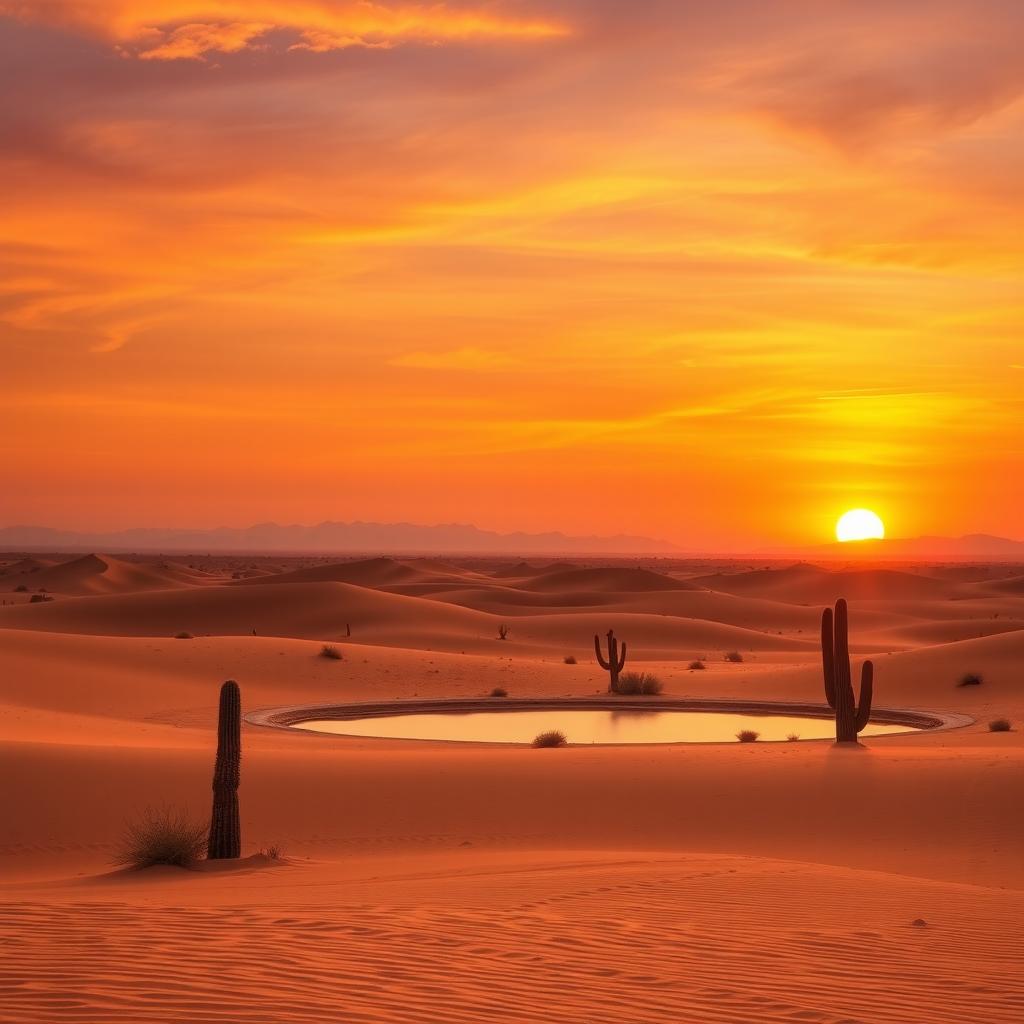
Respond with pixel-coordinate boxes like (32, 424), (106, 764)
(521, 565), (700, 593)
(693, 564), (958, 602)
(987, 573), (1024, 594)
(0, 553), (219, 596)
(2, 852), (1021, 1024)
(0, 579), (498, 644)
(236, 555), (428, 588)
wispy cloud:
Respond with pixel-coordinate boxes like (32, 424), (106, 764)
(1, 2), (568, 60)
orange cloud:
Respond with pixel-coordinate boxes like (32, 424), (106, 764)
(136, 21), (272, 61)
(1, 2), (567, 59)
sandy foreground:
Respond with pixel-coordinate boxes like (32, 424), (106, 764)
(1, 554), (1022, 1023)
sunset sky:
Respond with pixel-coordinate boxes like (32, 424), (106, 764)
(2, 1), (1022, 549)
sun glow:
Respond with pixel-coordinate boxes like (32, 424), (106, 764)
(836, 509), (885, 543)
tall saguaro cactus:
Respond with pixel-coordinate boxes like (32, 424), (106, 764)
(595, 629), (627, 693)
(821, 599), (874, 743)
(208, 679), (241, 859)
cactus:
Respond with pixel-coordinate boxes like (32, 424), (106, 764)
(821, 599), (874, 743)
(207, 680), (241, 859)
(594, 629), (627, 693)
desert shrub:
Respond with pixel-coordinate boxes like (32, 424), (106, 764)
(725, 651), (744, 663)
(617, 672), (664, 695)
(13, 584), (28, 592)
(174, 631), (194, 640)
(259, 845), (285, 860)
(490, 687), (508, 697)
(786, 733), (800, 742)
(957, 672), (983, 687)
(320, 644), (343, 660)
(532, 730), (568, 748)
(688, 660), (706, 671)
(29, 593), (47, 603)
(115, 807), (207, 870)
(563, 655), (577, 665)
(989, 718), (1012, 732)
(736, 730), (760, 743)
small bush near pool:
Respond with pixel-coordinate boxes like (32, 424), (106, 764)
(617, 672), (664, 695)
(532, 730), (567, 748)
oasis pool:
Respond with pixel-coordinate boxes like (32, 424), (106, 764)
(292, 707), (916, 744)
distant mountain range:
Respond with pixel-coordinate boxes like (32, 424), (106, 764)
(1, 523), (1020, 560)
(0, 521), (678, 556)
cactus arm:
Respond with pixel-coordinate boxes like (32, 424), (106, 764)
(594, 634), (610, 670)
(616, 642), (627, 673)
(855, 660), (874, 732)
(821, 606), (836, 708)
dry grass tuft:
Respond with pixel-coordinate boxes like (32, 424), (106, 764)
(617, 672), (664, 695)
(320, 644), (343, 660)
(115, 807), (207, 870)
(532, 730), (568, 748)
(688, 660), (706, 671)
(724, 651), (744, 663)
(736, 729), (760, 743)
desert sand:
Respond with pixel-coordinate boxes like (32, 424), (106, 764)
(1, 552), (1022, 1022)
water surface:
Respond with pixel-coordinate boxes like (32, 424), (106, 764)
(296, 709), (913, 744)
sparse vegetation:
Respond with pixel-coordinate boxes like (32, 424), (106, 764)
(532, 730), (568, 748)
(320, 644), (343, 660)
(724, 651), (744, 663)
(28, 593), (52, 603)
(13, 584), (28, 592)
(563, 655), (577, 665)
(115, 806), (208, 870)
(786, 733), (800, 742)
(489, 687), (508, 697)
(616, 671), (664, 695)
(595, 629), (627, 692)
(498, 624), (510, 640)
(259, 845), (285, 860)
(175, 631), (194, 640)
(736, 730), (760, 743)
(957, 672), (983, 687)
(688, 660), (706, 671)
(988, 718), (1012, 732)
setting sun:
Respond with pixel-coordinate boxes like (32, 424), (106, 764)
(836, 509), (886, 543)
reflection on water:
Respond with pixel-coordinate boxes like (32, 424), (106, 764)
(296, 709), (913, 744)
